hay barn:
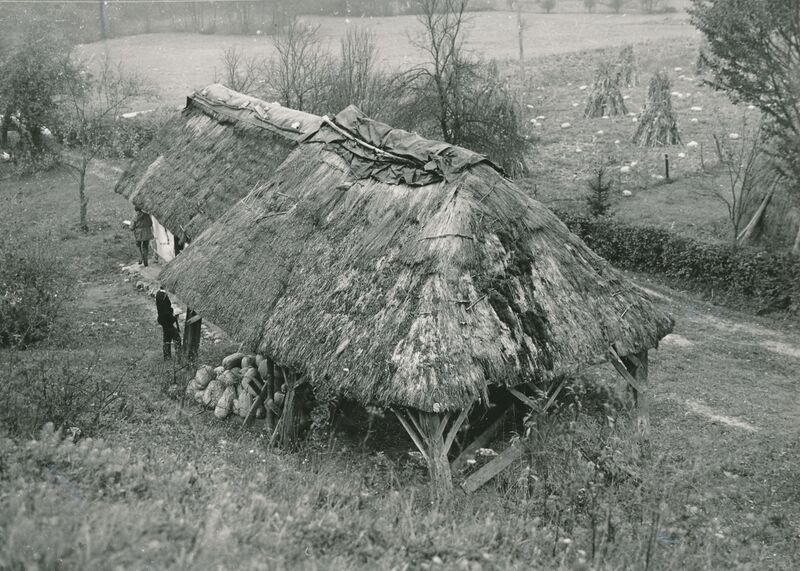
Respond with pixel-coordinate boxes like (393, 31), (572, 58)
(116, 86), (675, 498)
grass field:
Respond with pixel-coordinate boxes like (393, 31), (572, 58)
(78, 10), (698, 105)
(2, 7), (798, 569)
(76, 8), (793, 248)
(1, 140), (798, 569)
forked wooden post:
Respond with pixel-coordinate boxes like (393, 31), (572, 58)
(394, 407), (469, 503)
(183, 308), (202, 366)
(609, 348), (650, 435)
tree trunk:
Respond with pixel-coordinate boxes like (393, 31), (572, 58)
(736, 191), (773, 245)
(78, 167), (89, 232)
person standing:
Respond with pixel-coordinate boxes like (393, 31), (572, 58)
(156, 285), (182, 360)
(131, 206), (154, 266)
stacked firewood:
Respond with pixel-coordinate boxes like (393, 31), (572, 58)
(185, 352), (287, 423)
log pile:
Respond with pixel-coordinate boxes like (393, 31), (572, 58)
(185, 352), (311, 447)
(633, 71), (682, 147)
(584, 62), (628, 118)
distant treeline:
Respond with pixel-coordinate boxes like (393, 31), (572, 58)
(0, 0), (501, 44)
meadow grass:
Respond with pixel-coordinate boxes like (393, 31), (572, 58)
(1, 147), (798, 569)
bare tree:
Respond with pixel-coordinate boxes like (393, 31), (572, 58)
(219, 47), (262, 94)
(410, 0), (530, 176)
(60, 56), (143, 231)
(705, 117), (780, 244)
(264, 18), (332, 113)
(326, 26), (381, 114)
(690, 0), (800, 252)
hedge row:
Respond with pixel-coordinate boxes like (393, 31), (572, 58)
(554, 210), (800, 314)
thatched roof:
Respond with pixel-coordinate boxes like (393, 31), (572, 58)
(115, 84), (321, 242)
(160, 107), (674, 413)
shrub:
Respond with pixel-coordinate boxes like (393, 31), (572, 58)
(0, 351), (129, 438)
(585, 165), (613, 217)
(59, 109), (168, 160)
(541, 0), (557, 13)
(555, 210), (800, 313)
(0, 237), (72, 348)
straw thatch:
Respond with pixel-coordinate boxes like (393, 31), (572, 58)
(160, 106), (673, 413)
(115, 84), (321, 242)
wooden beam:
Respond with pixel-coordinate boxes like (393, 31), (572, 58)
(625, 350), (650, 435)
(242, 371), (271, 429)
(461, 441), (524, 494)
(443, 408), (470, 453)
(451, 408), (508, 473)
(393, 409), (428, 462)
(608, 347), (646, 393)
(509, 387), (539, 410)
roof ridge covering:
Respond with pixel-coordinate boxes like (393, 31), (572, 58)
(309, 105), (502, 186)
(190, 83), (323, 143)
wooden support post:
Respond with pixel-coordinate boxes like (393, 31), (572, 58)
(610, 348), (649, 435)
(182, 309), (202, 366)
(394, 406), (470, 504)
(264, 357), (276, 430)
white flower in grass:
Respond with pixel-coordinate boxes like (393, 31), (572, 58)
(614, 139), (620, 145)
(678, 152), (686, 158)
(729, 133), (740, 140)
(433, 402), (441, 413)
(690, 117), (699, 123)
(747, 104), (756, 110)
(622, 190), (633, 196)
(596, 130), (604, 135)
(560, 122), (571, 129)
(620, 166), (631, 173)
(691, 106), (703, 111)
(674, 67), (683, 72)
(630, 161), (638, 167)
(652, 174), (664, 180)
(572, 102), (579, 107)
(579, 85), (588, 90)
(623, 95), (630, 100)
(536, 115), (546, 120)
(687, 141), (699, 148)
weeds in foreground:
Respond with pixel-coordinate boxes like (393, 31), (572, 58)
(0, 235), (73, 348)
(0, 350), (132, 438)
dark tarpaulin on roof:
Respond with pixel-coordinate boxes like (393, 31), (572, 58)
(307, 105), (501, 186)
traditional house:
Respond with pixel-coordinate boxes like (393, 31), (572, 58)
(115, 84), (321, 261)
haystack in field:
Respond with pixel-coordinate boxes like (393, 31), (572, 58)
(584, 62), (628, 118)
(159, 100), (674, 500)
(616, 45), (638, 88)
(633, 71), (682, 146)
(115, 84), (321, 249)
